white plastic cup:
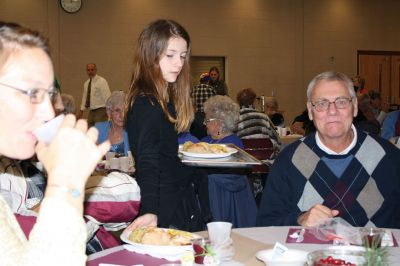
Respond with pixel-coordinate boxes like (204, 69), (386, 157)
(33, 114), (65, 144)
(276, 126), (283, 136)
(128, 151), (135, 167)
(105, 151), (116, 162)
(109, 157), (120, 170)
(281, 127), (287, 136)
(207, 221), (232, 246)
(119, 156), (130, 172)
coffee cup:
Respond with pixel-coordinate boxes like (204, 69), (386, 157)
(281, 127), (287, 136)
(207, 221), (232, 246)
(119, 156), (130, 172)
(109, 157), (120, 170)
(105, 151), (116, 161)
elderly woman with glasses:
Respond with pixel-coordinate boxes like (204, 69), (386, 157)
(95, 91), (130, 156)
(0, 22), (109, 265)
(201, 95), (257, 228)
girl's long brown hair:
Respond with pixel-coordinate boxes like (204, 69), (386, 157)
(125, 19), (194, 133)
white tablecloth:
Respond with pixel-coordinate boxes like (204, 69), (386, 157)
(88, 226), (400, 265)
(234, 226), (400, 265)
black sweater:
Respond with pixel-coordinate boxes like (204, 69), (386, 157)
(126, 95), (209, 231)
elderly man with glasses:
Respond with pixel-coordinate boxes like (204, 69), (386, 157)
(257, 71), (400, 229)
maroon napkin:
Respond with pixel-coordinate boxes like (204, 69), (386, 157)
(391, 233), (399, 247)
(286, 228), (332, 244)
(285, 228), (398, 247)
(86, 248), (178, 266)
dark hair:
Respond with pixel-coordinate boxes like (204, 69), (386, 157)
(200, 74), (210, 84)
(126, 19), (193, 132)
(368, 90), (381, 100)
(237, 88), (256, 107)
(209, 66), (220, 75)
(0, 21), (50, 55)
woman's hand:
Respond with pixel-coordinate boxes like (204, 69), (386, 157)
(35, 114), (110, 191)
(128, 213), (158, 230)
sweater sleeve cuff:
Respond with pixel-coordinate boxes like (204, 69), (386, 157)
(286, 211), (304, 226)
(139, 195), (158, 216)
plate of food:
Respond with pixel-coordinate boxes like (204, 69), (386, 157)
(179, 141), (238, 158)
(120, 226), (201, 260)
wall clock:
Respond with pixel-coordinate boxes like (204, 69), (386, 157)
(60, 0), (82, 14)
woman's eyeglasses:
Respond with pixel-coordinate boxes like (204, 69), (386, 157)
(111, 108), (123, 114)
(0, 81), (55, 104)
(203, 118), (218, 125)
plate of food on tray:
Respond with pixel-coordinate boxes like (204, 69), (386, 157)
(179, 141), (237, 159)
(120, 226), (201, 259)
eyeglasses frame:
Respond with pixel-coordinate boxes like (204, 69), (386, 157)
(310, 97), (353, 112)
(0, 81), (55, 104)
(203, 118), (219, 126)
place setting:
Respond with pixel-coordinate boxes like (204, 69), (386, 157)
(95, 151), (135, 175)
(255, 218), (398, 266)
(89, 221), (241, 266)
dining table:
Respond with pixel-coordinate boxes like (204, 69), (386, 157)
(280, 134), (303, 145)
(86, 226), (400, 266)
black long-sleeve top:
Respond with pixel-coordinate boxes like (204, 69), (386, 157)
(126, 95), (208, 229)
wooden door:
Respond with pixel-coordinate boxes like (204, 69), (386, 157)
(391, 56), (400, 104)
(358, 54), (391, 101)
(358, 51), (400, 105)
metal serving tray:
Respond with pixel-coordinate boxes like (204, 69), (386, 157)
(179, 144), (262, 168)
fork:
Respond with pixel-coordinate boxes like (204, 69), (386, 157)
(296, 228), (306, 243)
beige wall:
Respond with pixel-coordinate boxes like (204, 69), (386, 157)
(2, 0), (400, 123)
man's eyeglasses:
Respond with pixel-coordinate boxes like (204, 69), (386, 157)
(203, 118), (218, 125)
(311, 97), (353, 112)
(0, 81), (55, 104)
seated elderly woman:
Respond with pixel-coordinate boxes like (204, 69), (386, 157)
(95, 91), (130, 156)
(0, 21), (109, 265)
(236, 88), (281, 151)
(52, 87), (64, 115)
(201, 95), (257, 228)
(265, 96), (285, 127)
(61, 94), (76, 114)
(354, 93), (380, 135)
(54, 93), (76, 116)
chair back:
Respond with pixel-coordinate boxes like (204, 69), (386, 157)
(242, 138), (275, 174)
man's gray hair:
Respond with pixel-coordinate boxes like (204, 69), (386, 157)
(307, 71), (356, 100)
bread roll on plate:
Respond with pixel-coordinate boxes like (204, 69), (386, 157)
(182, 141), (228, 154)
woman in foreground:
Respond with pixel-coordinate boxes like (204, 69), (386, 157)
(125, 19), (210, 231)
(0, 22), (109, 265)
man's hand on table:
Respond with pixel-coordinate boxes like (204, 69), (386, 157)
(297, 204), (339, 227)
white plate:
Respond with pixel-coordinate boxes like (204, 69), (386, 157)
(179, 146), (238, 158)
(120, 227), (200, 260)
(256, 249), (308, 266)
